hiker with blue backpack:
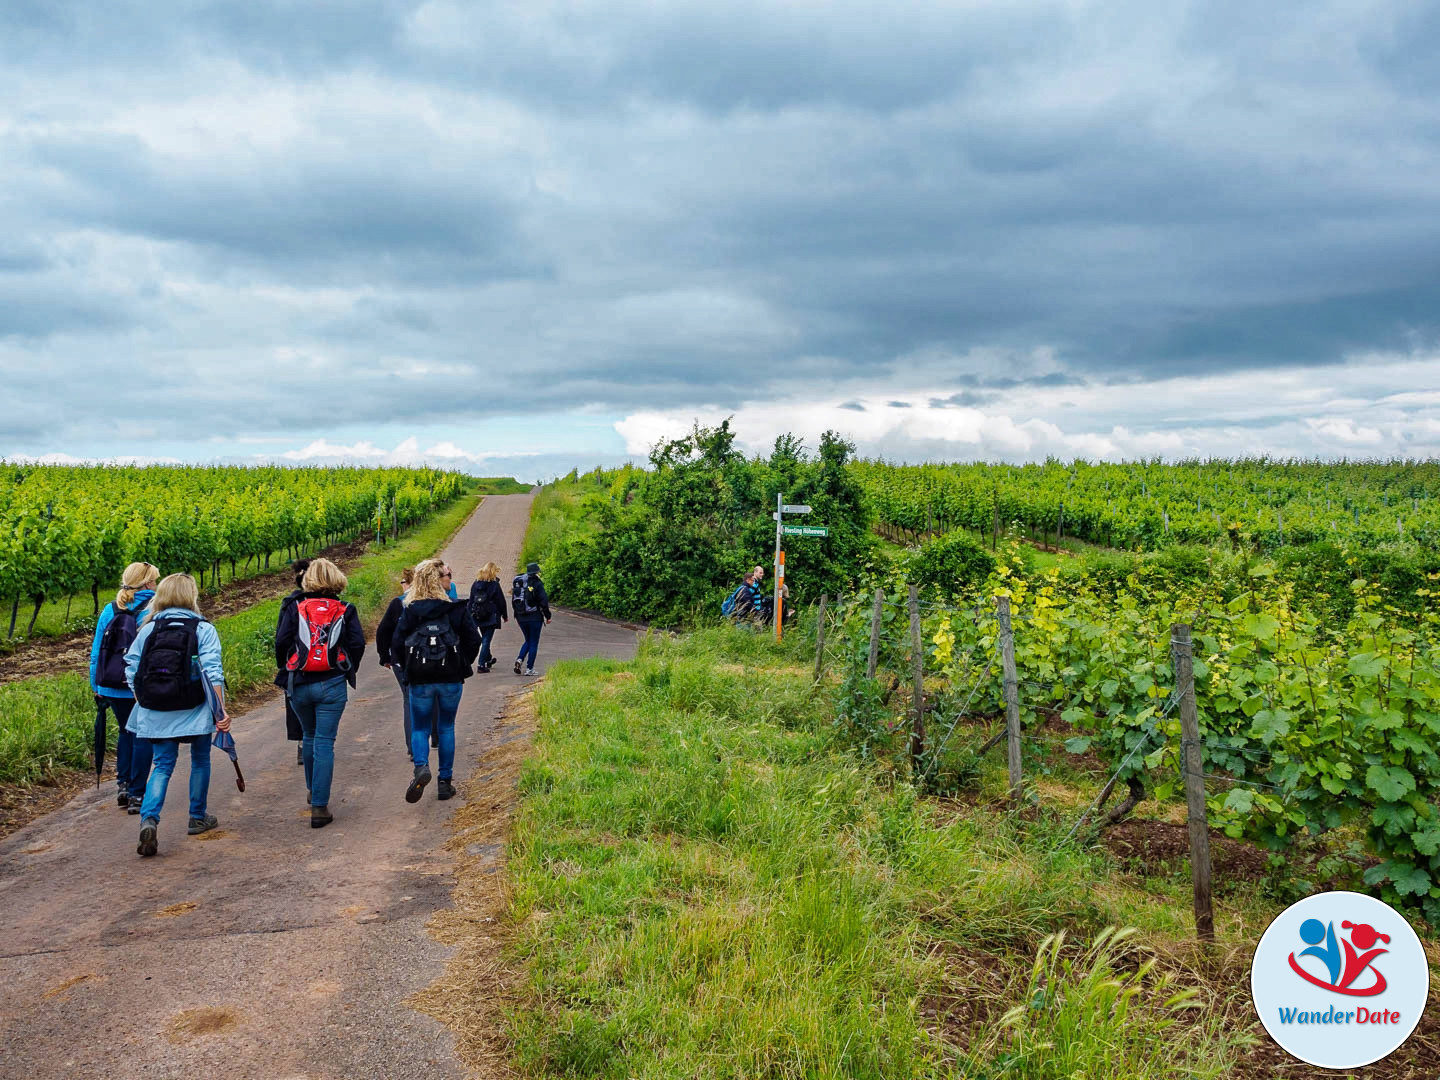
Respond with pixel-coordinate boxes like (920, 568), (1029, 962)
(394, 559), (481, 804)
(91, 562), (159, 813)
(467, 561), (508, 673)
(275, 557), (366, 829)
(512, 562), (551, 675)
(125, 573), (229, 857)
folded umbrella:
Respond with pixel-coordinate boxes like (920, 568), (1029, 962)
(93, 695), (108, 789)
(200, 669), (245, 793)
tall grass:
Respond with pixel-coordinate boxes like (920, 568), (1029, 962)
(0, 491), (483, 785)
(501, 631), (1239, 1078)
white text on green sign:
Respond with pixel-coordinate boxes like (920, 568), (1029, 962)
(782, 525), (829, 537)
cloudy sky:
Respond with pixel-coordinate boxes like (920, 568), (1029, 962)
(3, 0), (1438, 477)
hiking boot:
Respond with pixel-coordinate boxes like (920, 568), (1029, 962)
(514, 660), (523, 675)
(137, 819), (159, 857)
(127, 795), (142, 815)
(311, 805), (334, 828)
(116, 789), (130, 808)
(436, 778), (456, 801)
(405, 765), (431, 804)
(524, 668), (537, 677)
(187, 814), (219, 835)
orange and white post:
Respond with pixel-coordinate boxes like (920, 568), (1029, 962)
(774, 550), (785, 641)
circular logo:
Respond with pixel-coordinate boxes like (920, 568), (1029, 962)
(1252, 891), (1428, 1069)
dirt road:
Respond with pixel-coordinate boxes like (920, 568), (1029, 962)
(0, 493), (638, 1079)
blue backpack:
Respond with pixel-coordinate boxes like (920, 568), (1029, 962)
(721, 585), (745, 617)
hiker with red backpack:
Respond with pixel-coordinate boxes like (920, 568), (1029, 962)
(274, 557), (366, 829)
(125, 573), (229, 857)
(394, 559), (481, 804)
(91, 561), (160, 813)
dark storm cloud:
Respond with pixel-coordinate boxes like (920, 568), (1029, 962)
(1, 0), (1438, 456)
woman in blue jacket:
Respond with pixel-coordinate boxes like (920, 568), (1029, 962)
(90, 562), (159, 813)
(125, 573), (229, 857)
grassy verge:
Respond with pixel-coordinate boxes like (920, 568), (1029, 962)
(0, 491), (483, 785)
(484, 629), (1256, 1079)
(520, 471), (615, 572)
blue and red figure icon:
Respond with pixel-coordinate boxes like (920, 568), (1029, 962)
(1289, 918), (1390, 996)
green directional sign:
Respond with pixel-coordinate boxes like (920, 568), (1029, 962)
(782, 524), (829, 537)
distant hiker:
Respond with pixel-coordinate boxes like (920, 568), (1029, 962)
(395, 559), (481, 804)
(376, 566), (418, 751)
(512, 562), (552, 675)
(722, 571), (757, 622)
(125, 573), (228, 857)
(275, 558), (311, 766)
(467, 561), (509, 673)
(275, 558), (366, 828)
(90, 561), (159, 813)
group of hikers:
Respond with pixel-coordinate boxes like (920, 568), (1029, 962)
(89, 556), (553, 856)
(721, 564), (793, 626)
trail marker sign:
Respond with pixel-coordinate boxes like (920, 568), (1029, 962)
(783, 525), (829, 537)
(782, 504), (813, 515)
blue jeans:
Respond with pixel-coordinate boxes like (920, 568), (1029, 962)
(408, 682), (462, 780)
(516, 619), (543, 668)
(103, 697), (152, 800)
(478, 626), (498, 669)
(140, 736), (211, 822)
(291, 676), (348, 807)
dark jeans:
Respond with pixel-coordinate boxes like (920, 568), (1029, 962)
(140, 735), (211, 822)
(516, 619), (543, 668)
(291, 676), (348, 807)
(478, 625), (499, 668)
(408, 682), (462, 780)
(98, 697), (152, 800)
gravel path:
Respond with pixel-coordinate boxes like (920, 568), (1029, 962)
(0, 493), (638, 1080)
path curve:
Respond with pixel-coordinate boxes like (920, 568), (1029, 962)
(0, 493), (638, 1080)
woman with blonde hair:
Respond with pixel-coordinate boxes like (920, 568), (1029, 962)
(393, 559), (480, 803)
(124, 573), (228, 856)
(466, 561), (508, 673)
(275, 557), (366, 828)
(90, 561), (160, 812)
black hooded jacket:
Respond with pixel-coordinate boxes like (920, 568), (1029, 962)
(392, 597), (482, 684)
(275, 591), (367, 688)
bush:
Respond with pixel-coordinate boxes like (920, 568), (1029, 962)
(905, 532), (996, 600)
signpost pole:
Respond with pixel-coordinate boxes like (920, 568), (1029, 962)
(775, 550), (785, 642)
(774, 493), (784, 638)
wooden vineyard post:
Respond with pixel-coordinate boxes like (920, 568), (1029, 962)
(866, 589), (884, 679)
(908, 585), (924, 776)
(813, 593), (828, 686)
(1172, 623), (1214, 943)
(996, 595), (1022, 804)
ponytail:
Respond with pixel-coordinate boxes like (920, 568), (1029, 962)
(116, 562), (160, 611)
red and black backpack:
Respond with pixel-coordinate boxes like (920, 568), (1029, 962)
(286, 598), (353, 688)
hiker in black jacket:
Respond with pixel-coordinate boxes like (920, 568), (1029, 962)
(466, 561), (508, 673)
(274, 558), (367, 828)
(274, 559), (310, 765)
(512, 561), (552, 676)
(394, 559), (481, 804)
(376, 566), (425, 752)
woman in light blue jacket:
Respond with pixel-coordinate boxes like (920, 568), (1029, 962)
(124, 573), (229, 858)
(89, 562), (158, 813)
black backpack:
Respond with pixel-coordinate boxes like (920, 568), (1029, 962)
(468, 583), (496, 626)
(512, 574), (541, 617)
(133, 616), (206, 711)
(96, 604), (142, 690)
(403, 616), (461, 680)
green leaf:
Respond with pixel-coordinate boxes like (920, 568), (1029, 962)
(1347, 653), (1385, 679)
(1366, 764), (1417, 801)
(1242, 613), (1280, 641)
(1063, 736), (1092, 754)
(1222, 788), (1255, 814)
